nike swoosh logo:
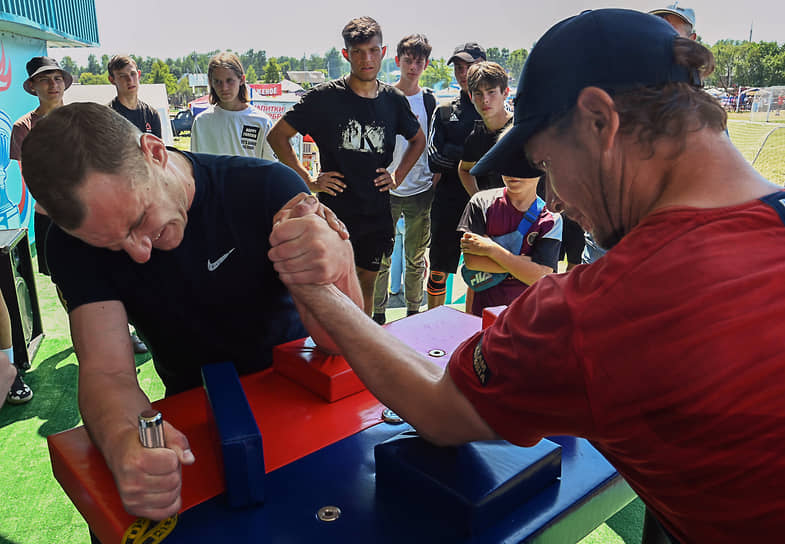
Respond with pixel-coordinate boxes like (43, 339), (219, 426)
(207, 248), (236, 271)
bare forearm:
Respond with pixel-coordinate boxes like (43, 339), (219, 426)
(463, 253), (507, 273)
(457, 163), (479, 196)
(287, 283), (493, 445)
(487, 246), (553, 285)
(267, 131), (314, 190)
(78, 367), (151, 457)
(394, 131), (426, 184)
(296, 252), (364, 354)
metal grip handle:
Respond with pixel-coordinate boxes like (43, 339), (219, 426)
(138, 409), (165, 449)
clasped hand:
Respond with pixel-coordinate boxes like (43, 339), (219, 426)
(269, 193), (352, 285)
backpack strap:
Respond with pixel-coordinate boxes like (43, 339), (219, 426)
(759, 191), (785, 226)
(516, 197), (546, 235)
(423, 88), (437, 134)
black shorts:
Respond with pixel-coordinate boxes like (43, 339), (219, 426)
(559, 216), (585, 265)
(429, 195), (468, 274)
(34, 212), (53, 276)
(343, 215), (395, 272)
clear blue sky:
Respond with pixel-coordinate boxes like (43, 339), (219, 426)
(53, 0), (783, 66)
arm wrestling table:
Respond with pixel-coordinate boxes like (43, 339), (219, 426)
(47, 306), (635, 543)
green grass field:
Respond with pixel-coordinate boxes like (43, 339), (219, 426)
(727, 118), (785, 185)
(0, 263), (166, 544)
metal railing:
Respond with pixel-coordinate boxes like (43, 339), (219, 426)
(0, 0), (98, 46)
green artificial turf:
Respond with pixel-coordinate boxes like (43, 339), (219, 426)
(0, 259), (165, 544)
(0, 256), (643, 543)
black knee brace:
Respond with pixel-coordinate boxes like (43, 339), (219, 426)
(427, 271), (447, 296)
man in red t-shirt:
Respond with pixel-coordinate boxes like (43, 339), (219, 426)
(270, 9), (785, 542)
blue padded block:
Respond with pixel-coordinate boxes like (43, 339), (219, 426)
(374, 430), (561, 535)
(202, 362), (265, 508)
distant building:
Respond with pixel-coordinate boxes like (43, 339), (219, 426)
(286, 71), (326, 86)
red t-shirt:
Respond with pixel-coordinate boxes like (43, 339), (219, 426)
(450, 195), (785, 542)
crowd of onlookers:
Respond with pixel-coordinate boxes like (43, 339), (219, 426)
(3, 3), (705, 409)
(10, 5), (785, 541)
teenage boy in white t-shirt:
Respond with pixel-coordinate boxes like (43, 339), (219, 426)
(191, 51), (275, 160)
(372, 34), (437, 323)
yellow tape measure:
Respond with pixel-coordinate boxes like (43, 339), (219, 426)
(122, 514), (178, 544)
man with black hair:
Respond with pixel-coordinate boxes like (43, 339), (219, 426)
(426, 42), (485, 308)
(271, 9), (785, 541)
(268, 16), (425, 316)
(371, 33), (437, 323)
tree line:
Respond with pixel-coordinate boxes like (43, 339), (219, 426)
(59, 39), (784, 107)
(708, 40), (785, 89)
(59, 46), (531, 106)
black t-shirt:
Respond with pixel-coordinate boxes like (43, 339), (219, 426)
(47, 152), (309, 394)
(462, 116), (514, 191)
(428, 91), (482, 205)
(282, 77), (420, 221)
(109, 97), (162, 138)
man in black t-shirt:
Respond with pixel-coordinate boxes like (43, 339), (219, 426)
(108, 55), (162, 137)
(426, 42), (485, 309)
(268, 16), (425, 315)
(21, 102), (362, 521)
(458, 61), (513, 195)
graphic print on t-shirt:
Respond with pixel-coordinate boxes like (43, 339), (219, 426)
(241, 125), (260, 152)
(340, 119), (385, 154)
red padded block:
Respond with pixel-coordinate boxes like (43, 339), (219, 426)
(47, 306), (482, 544)
(273, 307), (484, 403)
(482, 305), (507, 329)
(273, 336), (366, 402)
(47, 371), (384, 544)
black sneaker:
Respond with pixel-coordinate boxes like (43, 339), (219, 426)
(406, 310), (420, 317)
(372, 313), (386, 325)
(130, 333), (148, 354)
(7, 371), (32, 404)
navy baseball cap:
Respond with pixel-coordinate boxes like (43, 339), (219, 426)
(471, 9), (702, 178)
(447, 43), (486, 65)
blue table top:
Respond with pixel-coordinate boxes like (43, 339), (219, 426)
(167, 422), (635, 543)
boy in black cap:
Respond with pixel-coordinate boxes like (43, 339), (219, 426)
(7, 56), (73, 404)
(426, 42), (485, 308)
(458, 156), (561, 316)
(273, 9), (785, 541)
